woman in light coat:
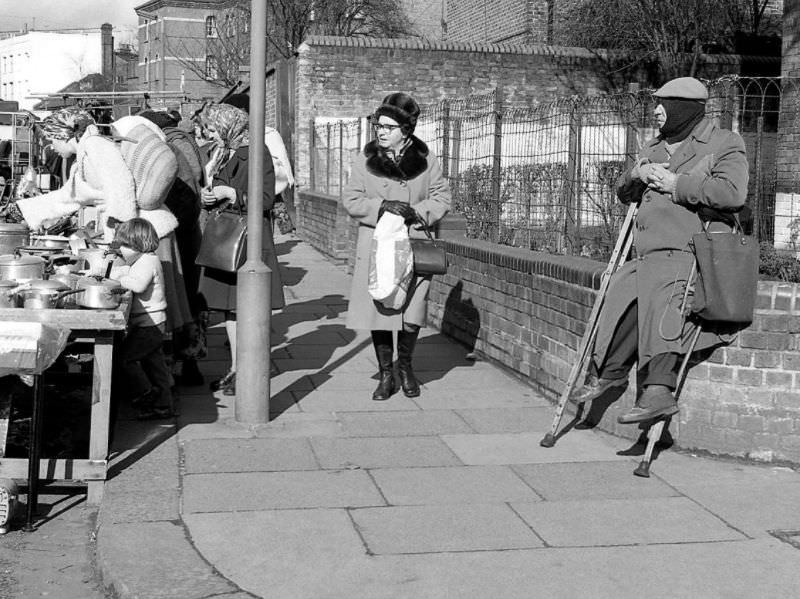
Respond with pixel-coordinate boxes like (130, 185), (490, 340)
(343, 92), (451, 400)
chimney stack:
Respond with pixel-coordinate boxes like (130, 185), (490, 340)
(101, 23), (114, 79)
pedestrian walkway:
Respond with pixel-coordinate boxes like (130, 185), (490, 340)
(97, 234), (800, 599)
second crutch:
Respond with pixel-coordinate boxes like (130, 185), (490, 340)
(540, 202), (638, 448)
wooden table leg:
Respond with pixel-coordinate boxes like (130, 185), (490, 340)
(87, 332), (113, 505)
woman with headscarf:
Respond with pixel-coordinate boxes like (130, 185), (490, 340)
(196, 103), (285, 395)
(342, 92), (451, 401)
(570, 77), (750, 425)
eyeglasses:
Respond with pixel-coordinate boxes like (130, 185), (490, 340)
(372, 123), (402, 132)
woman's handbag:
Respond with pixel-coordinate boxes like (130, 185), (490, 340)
(410, 221), (448, 276)
(195, 200), (247, 272)
(272, 198), (294, 235)
(690, 216), (758, 324)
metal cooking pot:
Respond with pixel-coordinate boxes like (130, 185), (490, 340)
(0, 251), (46, 282)
(0, 223), (30, 255)
(74, 276), (125, 309)
(0, 280), (18, 308)
(50, 272), (81, 307)
(16, 286), (80, 310)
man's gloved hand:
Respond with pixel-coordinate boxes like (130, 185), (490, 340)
(379, 200), (417, 223)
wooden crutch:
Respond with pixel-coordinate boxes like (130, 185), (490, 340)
(540, 202), (638, 448)
(633, 320), (703, 478)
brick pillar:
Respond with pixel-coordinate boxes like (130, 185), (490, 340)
(773, 0), (800, 248)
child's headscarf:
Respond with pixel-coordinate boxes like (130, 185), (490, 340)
(38, 107), (96, 142)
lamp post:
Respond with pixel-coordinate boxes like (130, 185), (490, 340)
(235, 0), (271, 423)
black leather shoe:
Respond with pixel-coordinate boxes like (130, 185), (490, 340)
(210, 370), (235, 392)
(571, 374), (628, 404)
(618, 385), (679, 424)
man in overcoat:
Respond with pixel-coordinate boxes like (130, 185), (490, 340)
(571, 77), (749, 423)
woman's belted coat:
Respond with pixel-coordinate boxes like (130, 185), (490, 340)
(343, 137), (451, 331)
(593, 118), (749, 369)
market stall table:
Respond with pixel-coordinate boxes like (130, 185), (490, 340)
(0, 295), (130, 505)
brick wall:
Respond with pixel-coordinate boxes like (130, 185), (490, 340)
(421, 238), (800, 463)
(445, 0), (528, 43)
(295, 190), (357, 264)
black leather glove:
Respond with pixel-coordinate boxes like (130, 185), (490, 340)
(379, 200), (417, 224)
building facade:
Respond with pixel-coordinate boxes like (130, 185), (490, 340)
(0, 30), (102, 110)
(135, 0), (246, 101)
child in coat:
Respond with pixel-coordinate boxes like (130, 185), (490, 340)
(113, 218), (175, 419)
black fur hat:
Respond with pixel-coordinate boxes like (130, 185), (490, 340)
(374, 92), (420, 135)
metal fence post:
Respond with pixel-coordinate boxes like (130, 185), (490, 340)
(564, 102), (582, 253)
(309, 117), (316, 192)
(326, 123), (332, 195)
(338, 121), (344, 200)
(491, 86), (504, 243)
(440, 100), (451, 179)
(754, 114), (764, 241)
(624, 83), (641, 170)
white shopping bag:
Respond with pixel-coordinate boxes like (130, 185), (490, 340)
(368, 213), (414, 310)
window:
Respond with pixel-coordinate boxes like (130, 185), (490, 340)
(145, 19), (150, 42)
(205, 55), (218, 80)
(144, 57), (149, 82)
(243, 17), (249, 33)
(206, 16), (217, 37)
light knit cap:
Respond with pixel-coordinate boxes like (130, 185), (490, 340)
(118, 124), (178, 210)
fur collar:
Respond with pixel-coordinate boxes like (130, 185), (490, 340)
(364, 136), (429, 181)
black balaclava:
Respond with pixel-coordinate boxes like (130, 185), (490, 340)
(658, 98), (706, 144)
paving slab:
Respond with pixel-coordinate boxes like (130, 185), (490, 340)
(184, 509), (371, 599)
(253, 412), (344, 438)
(455, 407), (557, 433)
(371, 465), (543, 505)
(511, 461), (680, 501)
(350, 504), (545, 554)
(336, 410), (473, 437)
(96, 521), (239, 599)
(367, 538), (800, 599)
(182, 470), (386, 513)
(182, 438), (319, 473)
(417, 365), (529, 390)
(310, 436), (463, 469)
(511, 497), (746, 546)
(441, 431), (629, 465)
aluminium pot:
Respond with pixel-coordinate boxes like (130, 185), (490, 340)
(0, 223), (30, 255)
(29, 234), (71, 250)
(74, 276), (125, 309)
(15, 284), (80, 310)
(0, 252), (46, 282)
(78, 248), (114, 276)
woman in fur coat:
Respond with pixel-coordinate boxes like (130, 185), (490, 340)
(342, 93), (451, 401)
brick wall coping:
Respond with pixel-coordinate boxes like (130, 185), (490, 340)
(298, 35), (779, 66)
(300, 189), (339, 204)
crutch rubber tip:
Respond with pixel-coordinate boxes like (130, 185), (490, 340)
(540, 433), (556, 448)
(633, 461), (651, 478)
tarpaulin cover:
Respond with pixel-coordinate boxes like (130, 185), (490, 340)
(0, 322), (71, 383)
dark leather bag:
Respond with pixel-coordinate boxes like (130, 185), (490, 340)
(690, 217), (758, 324)
(410, 221), (447, 276)
(196, 201), (247, 272)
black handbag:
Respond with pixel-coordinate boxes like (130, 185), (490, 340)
(690, 216), (758, 324)
(410, 222), (447, 276)
(196, 200), (247, 272)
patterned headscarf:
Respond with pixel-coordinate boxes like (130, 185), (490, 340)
(38, 107), (96, 142)
(199, 103), (250, 151)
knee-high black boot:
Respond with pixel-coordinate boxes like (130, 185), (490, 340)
(371, 330), (396, 401)
(397, 329), (420, 398)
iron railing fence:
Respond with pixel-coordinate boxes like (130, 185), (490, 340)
(309, 76), (799, 258)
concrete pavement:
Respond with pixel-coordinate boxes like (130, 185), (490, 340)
(96, 234), (800, 599)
